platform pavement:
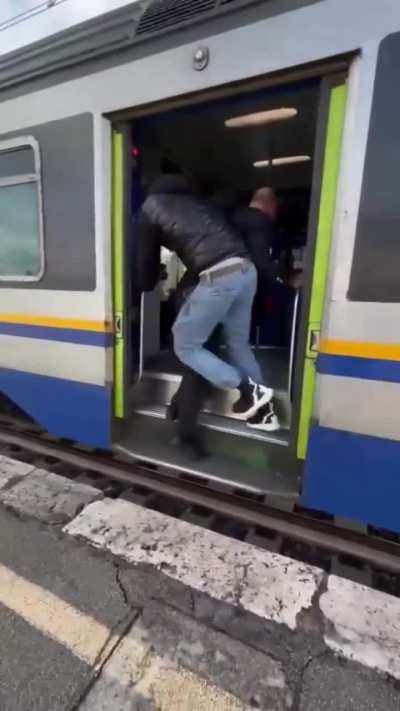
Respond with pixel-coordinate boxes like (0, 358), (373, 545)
(0, 453), (398, 710)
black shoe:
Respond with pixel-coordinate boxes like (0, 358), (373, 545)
(247, 401), (280, 432)
(172, 436), (209, 460)
(233, 378), (274, 420)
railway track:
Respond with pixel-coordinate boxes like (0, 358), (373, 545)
(0, 414), (399, 598)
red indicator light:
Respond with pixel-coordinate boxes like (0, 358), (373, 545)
(132, 146), (140, 158)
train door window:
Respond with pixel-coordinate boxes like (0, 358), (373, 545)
(0, 137), (44, 281)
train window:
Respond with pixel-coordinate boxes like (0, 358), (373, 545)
(0, 137), (44, 281)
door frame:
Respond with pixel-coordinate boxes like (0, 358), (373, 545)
(110, 69), (349, 460)
(291, 75), (348, 460)
(112, 123), (132, 419)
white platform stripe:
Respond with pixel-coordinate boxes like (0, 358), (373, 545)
(0, 455), (35, 487)
(65, 498), (323, 632)
(65, 498), (400, 680)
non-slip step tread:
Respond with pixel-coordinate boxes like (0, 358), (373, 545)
(132, 402), (289, 445)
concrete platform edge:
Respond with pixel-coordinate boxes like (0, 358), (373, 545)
(0, 456), (398, 685)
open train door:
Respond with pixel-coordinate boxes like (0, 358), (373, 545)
(295, 76), (348, 464)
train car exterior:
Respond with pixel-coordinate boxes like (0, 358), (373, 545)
(1, 0), (400, 533)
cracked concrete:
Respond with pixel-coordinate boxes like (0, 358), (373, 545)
(115, 563), (130, 606)
(80, 603), (292, 710)
(65, 498), (324, 630)
(0, 457), (398, 709)
(65, 497), (400, 689)
(296, 572), (329, 637)
(298, 654), (400, 711)
(0, 455), (35, 489)
(320, 575), (400, 678)
(0, 507), (136, 710)
(0, 468), (103, 524)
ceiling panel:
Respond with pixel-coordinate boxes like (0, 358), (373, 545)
(139, 79), (320, 191)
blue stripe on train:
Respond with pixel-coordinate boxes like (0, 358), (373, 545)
(317, 353), (400, 383)
(0, 367), (111, 449)
(302, 425), (400, 533)
(0, 323), (113, 347)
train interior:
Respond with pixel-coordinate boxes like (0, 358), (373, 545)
(115, 78), (320, 497)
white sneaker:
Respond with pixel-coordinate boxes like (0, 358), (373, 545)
(246, 402), (280, 432)
(232, 378), (274, 420)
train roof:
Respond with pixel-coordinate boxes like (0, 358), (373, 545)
(0, 0), (320, 98)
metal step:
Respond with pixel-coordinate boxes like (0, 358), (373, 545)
(133, 402), (289, 445)
(131, 369), (291, 429)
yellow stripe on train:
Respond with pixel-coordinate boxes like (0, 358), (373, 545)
(320, 339), (400, 362)
(0, 314), (112, 333)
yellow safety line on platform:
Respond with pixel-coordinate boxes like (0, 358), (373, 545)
(320, 339), (400, 362)
(0, 314), (112, 332)
(0, 561), (246, 709)
(0, 562), (114, 664)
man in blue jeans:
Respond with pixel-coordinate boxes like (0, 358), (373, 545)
(173, 260), (265, 405)
(136, 174), (277, 431)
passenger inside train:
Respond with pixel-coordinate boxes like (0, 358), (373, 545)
(127, 77), (316, 459)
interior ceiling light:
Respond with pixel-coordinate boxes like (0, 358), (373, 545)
(254, 155), (311, 168)
(225, 107), (297, 128)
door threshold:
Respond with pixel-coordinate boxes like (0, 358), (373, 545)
(113, 442), (298, 499)
(115, 410), (299, 496)
(133, 403), (289, 446)
(142, 370), (181, 383)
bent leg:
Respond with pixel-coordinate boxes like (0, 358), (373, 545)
(223, 265), (263, 384)
(173, 283), (241, 390)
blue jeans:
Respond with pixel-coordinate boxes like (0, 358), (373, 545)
(173, 263), (263, 390)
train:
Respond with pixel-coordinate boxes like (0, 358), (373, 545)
(1, 0), (400, 534)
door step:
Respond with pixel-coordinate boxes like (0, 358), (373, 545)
(115, 411), (300, 498)
(133, 403), (289, 446)
(131, 370), (291, 430)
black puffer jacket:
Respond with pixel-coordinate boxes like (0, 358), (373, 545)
(136, 176), (247, 292)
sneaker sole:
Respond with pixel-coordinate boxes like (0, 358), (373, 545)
(247, 418), (280, 432)
(235, 388), (274, 421)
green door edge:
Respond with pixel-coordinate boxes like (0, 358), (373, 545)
(297, 82), (348, 460)
(112, 129), (125, 418)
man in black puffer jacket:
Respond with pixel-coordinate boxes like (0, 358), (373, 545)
(136, 175), (275, 437)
